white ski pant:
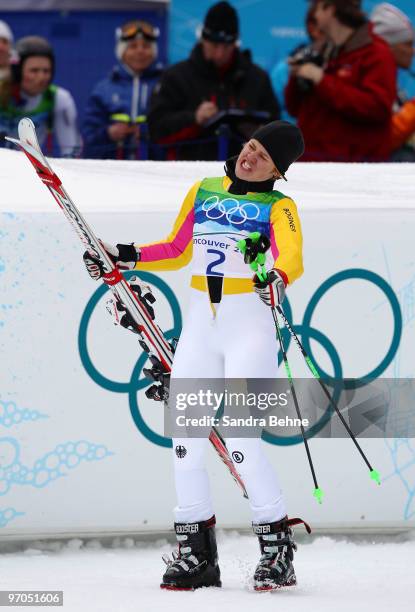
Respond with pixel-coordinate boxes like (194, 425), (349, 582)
(170, 288), (287, 524)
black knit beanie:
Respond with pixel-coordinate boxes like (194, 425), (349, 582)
(252, 121), (305, 180)
(202, 1), (239, 43)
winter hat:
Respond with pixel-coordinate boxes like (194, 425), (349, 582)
(13, 36), (54, 82)
(252, 121), (305, 181)
(201, 1), (239, 43)
(0, 20), (13, 43)
(115, 20), (159, 62)
(371, 3), (414, 45)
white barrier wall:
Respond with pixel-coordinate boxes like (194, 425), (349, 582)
(0, 151), (414, 538)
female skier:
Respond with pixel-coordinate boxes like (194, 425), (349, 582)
(84, 120), (310, 591)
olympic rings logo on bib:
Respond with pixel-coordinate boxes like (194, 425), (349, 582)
(202, 196), (260, 225)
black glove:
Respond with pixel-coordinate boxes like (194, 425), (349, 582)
(254, 269), (286, 307)
(83, 241), (140, 280)
(241, 234), (271, 265)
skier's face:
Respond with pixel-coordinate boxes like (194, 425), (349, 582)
(235, 139), (280, 182)
(21, 56), (52, 96)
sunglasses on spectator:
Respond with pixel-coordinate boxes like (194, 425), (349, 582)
(117, 21), (160, 42)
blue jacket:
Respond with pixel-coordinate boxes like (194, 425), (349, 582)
(82, 62), (162, 159)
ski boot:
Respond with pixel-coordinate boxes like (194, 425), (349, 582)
(161, 515), (221, 591)
(252, 516), (311, 591)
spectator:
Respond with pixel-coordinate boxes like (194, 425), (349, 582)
(271, 5), (326, 121)
(148, 1), (280, 160)
(82, 20), (162, 159)
(371, 3), (415, 160)
(0, 36), (80, 156)
(0, 20), (13, 86)
(285, 0), (396, 162)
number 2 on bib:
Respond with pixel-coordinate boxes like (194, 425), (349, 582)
(206, 249), (225, 277)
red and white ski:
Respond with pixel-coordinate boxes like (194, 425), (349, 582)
(7, 118), (248, 499)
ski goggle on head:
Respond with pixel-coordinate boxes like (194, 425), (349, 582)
(117, 20), (160, 43)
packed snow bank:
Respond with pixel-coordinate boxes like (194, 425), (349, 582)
(0, 533), (413, 612)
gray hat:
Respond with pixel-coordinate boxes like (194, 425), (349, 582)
(371, 3), (414, 45)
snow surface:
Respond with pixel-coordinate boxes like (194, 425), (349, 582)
(2, 148), (415, 213)
(0, 533), (413, 612)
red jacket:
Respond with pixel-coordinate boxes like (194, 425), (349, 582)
(285, 23), (396, 162)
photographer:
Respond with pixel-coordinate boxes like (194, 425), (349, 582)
(285, 0), (396, 162)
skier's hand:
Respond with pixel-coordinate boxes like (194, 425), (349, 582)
(254, 269), (286, 307)
(106, 276), (156, 332)
(241, 233), (270, 265)
(83, 242), (140, 280)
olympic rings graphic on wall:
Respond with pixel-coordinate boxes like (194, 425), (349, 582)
(78, 268), (402, 448)
(302, 269), (402, 388)
(202, 196), (260, 224)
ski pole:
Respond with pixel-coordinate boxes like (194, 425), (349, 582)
(272, 307), (323, 503)
(237, 232), (323, 503)
(238, 231), (381, 493)
(274, 304), (380, 486)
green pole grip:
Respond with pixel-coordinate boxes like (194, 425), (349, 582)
(237, 232), (268, 282)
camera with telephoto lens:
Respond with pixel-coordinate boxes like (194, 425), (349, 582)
(290, 44), (325, 92)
